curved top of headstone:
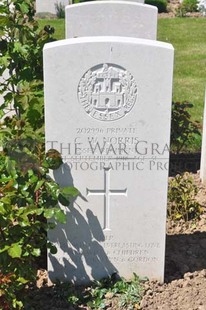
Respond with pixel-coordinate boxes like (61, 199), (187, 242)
(97, 0), (144, 2)
(65, 1), (157, 40)
(44, 36), (173, 52)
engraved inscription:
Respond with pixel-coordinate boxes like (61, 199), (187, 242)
(103, 242), (159, 263)
(86, 168), (127, 231)
(78, 63), (138, 121)
(67, 241), (159, 265)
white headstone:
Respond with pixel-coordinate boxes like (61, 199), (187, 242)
(200, 90), (206, 183)
(44, 36), (174, 284)
(66, 2), (157, 39)
(36, 0), (69, 14)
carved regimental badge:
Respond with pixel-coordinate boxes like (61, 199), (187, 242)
(78, 63), (138, 121)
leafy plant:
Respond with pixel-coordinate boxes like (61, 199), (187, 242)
(175, 5), (188, 16)
(168, 172), (203, 221)
(85, 273), (144, 309)
(49, 274), (144, 309)
(0, 0), (78, 308)
(55, 1), (65, 19)
(170, 101), (201, 154)
(145, 0), (168, 13)
(181, 0), (198, 11)
(0, 147), (78, 308)
(176, 0), (198, 15)
(0, 272), (20, 310)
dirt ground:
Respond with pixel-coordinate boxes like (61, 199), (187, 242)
(26, 171), (206, 310)
(140, 172), (206, 310)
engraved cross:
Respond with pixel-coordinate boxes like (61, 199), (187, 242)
(86, 168), (127, 231)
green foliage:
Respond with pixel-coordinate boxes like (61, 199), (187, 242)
(177, 0), (198, 16)
(0, 272), (23, 310)
(55, 2), (65, 19)
(145, 0), (167, 12)
(0, 0), (78, 307)
(56, 273), (144, 309)
(183, 0), (198, 12)
(170, 101), (201, 154)
(86, 273), (144, 309)
(168, 172), (203, 221)
(0, 149), (78, 308)
(175, 5), (188, 16)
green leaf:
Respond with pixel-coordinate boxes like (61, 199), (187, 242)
(54, 209), (66, 224)
(60, 186), (79, 198)
(0, 204), (6, 214)
(14, 42), (28, 56)
(0, 197), (12, 204)
(8, 243), (22, 258)
(32, 248), (41, 257)
(18, 3), (30, 14)
(46, 181), (59, 199)
(17, 277), (28, 284)
(58, 186), (79, 206)
(0, 175), (12, 183)
(5, 157), (17, 177)
(44, 208), (55, 219)
(34, 180), (44, 191)
(12, 300), (23, 308)
(35, 207), (44, 216)
(0, 109), (4, 119)
(58, 193), (70, 206)
(0, 15), (9, 26)
(19, 219), (30, 227)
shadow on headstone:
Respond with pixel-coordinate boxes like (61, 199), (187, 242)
(48, 163), (117, 284)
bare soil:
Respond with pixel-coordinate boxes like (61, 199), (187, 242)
(26, 172), (206, 309)
(141, 172), (206, 310)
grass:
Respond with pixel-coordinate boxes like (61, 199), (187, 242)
(38, 17), (206, 151)
(158, 18), (206, 124)
(38, 19), (65, 41)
